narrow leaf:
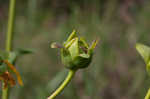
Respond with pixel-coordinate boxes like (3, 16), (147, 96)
(16, 48), (35, 55)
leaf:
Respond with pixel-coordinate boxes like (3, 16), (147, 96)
(0, 50), (17, 63)
(8, 52), (17, 63)
(136, 43), (150, 64)
(147, 61), (150, 75)
(0, 50), (9, 60)
(0, 50), (12, 74)
(136, 43), (150, 75)
(0, 65), (7, 74)
(15, 48), (35, 56)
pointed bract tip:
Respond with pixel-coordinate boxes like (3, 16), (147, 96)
(67, 30), (77, 42)
(90, 38), (99, 50)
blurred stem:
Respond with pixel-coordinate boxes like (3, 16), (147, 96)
(145, 88), (150, 99)
(6, 0), (16, 51)
(2, 0), (16, 99)
(48, 70), (76, 99)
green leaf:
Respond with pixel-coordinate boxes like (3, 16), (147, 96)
(0, 50), (9, 74)
(0, 50), (16, 74)
(0, 50), (9, 60)
(0, 65), (7, 74)
(136, 43), (150, 64)
(15, 48), (35, 56)
(147, 61), (150, 75)
(8, 52), (17, 63)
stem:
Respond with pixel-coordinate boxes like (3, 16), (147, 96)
(6, 0), (16, 51)
(47, 70), (76, 99)
(145, 88), (150, 99)
(2, 0), (16, 99)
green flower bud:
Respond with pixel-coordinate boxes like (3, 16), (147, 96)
(51, 30), (98, 70)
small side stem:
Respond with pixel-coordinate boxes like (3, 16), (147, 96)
(47, 70), (76, 99)
(145, 88), (150, 99)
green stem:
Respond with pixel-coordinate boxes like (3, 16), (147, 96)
(48, 70), (76, 99)
(6, 0), (16, 51)
(145, 88), (150, 99)
(2, 0), (16, 99)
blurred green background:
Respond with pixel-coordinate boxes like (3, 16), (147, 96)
(0, 0), (150, 99)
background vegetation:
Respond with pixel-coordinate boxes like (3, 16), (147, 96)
(0, 0), (150, 99)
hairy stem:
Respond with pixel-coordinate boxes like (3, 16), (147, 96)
(145, 88), (150, 99)
(2, 0), (16, 99)
(48, 70), (76, 99)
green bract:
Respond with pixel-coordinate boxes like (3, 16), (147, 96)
(51, 30), (98, 70)
(136, 43), (150, 75)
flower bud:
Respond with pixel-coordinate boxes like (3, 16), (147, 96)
(51, 30), (98, 70)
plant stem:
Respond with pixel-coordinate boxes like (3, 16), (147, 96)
(47, 70), (76, 99)
(2, 0), (16, 99)
(145, 88), (150, 99)
(6, 0), (16, 51)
